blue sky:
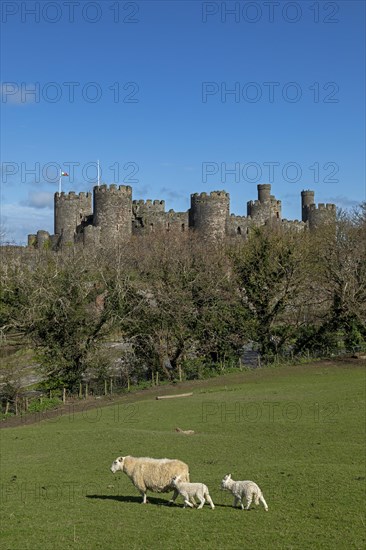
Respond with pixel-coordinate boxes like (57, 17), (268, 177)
(1, 0), (365, 243)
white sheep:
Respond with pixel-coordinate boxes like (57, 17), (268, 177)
(221, 474), (268, 511)
(171, 475), (215, 509)
(110, 456), (190, 504)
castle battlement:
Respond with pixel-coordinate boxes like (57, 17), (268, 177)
(94, 184), (132, 196)
(133, 199), (165, 206)
(309, 203), (336, 212)
(191, 191), (229, 200)
(55, 191), (92, 201)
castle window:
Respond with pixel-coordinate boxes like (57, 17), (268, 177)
(237, 227), (242, 235)
(166, 222), (170, 231)
(181, 223), (185, 232)
(276, 212), (279, 219)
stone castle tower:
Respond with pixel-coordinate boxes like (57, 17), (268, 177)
(301, 189), (336, 229)
(189, 191), (230, 240)
(28, 184), (336, 250)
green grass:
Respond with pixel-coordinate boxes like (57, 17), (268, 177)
(0, 363), (365, 549)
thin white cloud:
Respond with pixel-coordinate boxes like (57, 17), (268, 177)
(0, 203), (53, 245)
(20, 191), (53, 209)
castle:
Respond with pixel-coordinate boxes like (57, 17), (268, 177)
(27, 184), (336, 250)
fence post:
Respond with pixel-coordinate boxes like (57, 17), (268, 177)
(79, 383), (82, 399)
(104, 379), (107, 396)
(85, 383), (88, 399)
(63, 387), (66, 404)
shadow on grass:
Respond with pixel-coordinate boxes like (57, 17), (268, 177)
(86, 494), (173, 506)
(86, 494), (236, 508)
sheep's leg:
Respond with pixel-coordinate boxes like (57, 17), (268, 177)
(245, 495), (253, 510)
(184, 499), (194, 508)
(197, 496), (205, 509)
(169, 489), (180, 504)
(140, 491), (148, 504)
(233, 497), (241, 508)
(206, 494), (215, 510)
(259, 495), (268, 511)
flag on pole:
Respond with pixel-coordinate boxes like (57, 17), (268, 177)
(59, 170), (69, 193)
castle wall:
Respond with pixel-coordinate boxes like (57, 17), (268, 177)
(226, 214), (250, 238)
(132, 199), (166, 234)
(281, 219), (306, 232)
(165, 210), (189, 233)
(189, 191), (229, 240)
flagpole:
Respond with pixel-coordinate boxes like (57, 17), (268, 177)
(97, 159), (100, 186)
(59, 169), (62, 194)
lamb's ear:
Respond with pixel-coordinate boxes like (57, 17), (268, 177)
(118, 457), (124, 462)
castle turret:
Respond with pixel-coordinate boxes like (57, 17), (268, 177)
(36, 230), (51, 249)
(54, 191), (92, 247)
(27, 234), (37, 248)
(247, 184), (281, 223)
(301, 190), (315, 222)
(93, 184), (132, 246)
(189, 191), (229, 240)
(258, 183), (271, 203)
(307, 203), (336, 230)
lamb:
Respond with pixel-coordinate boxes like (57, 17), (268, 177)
(110, 456), (190, 504)
(221, 474), (268, 511)
(171, 475), (215, 509)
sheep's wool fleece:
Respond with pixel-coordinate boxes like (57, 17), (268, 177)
(123, 456), (190, 493)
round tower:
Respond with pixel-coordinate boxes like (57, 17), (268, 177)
(27, 234), (37, 248)
(54, 191), (92, 246)
(258, 184), (271, 203)
(307, 203), (336, 230)
(93, 184), (132, 246)
(36, 230), (51, 249)
(189, 191), (230, 240)
(301, 190), (315, 222)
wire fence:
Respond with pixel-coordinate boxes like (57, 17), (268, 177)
(1, 345), (365, 418)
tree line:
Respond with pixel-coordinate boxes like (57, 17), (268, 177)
(1, 204), (365, 394)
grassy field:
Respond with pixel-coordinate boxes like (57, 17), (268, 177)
(0, 362), (365, 549)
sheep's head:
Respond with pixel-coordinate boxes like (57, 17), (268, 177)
(221, 473), (232, 490)
(171, 475), (181, 487)
(110, 456), (125, 474)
